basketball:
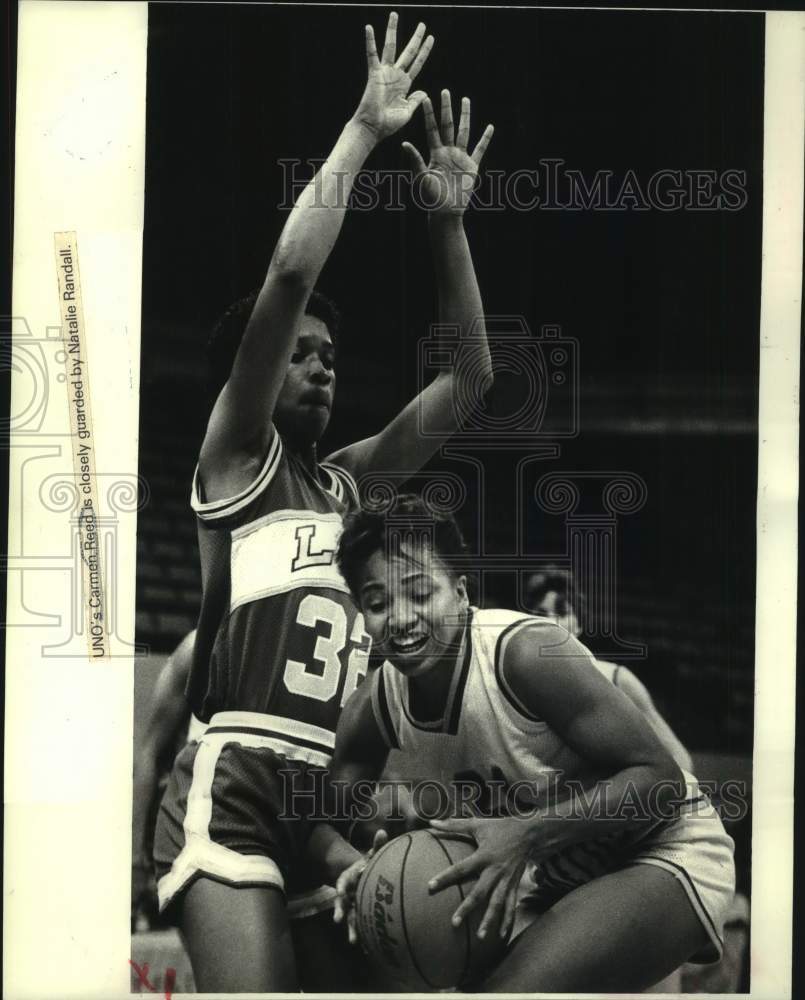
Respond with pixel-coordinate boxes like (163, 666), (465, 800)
(355, 830), (510, 991)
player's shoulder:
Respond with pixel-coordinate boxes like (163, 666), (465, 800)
(468, 608), (563, 726)
(470, 607), (570, 683)
(470, 607), (568, 656)
(495, 613), (595, 685)
(192, 426), (287, 527)
(592, 657), (620, 683)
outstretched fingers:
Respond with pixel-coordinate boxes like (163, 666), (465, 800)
(422, 96), (442, 150)
(428, 851), (482, 893)
(406, 90), (427, 116)
(471, 123), (495, 165)
(450, 868), (498, 927)
(401, 141), (428, 177)
(381, 11), (398, 65)
(476, 872), (510, 939)
(407, 34), (434, 82)
(440, 89), (455, 146)
(365, 24), (380, 70)
(455, 97), (471, 150)
(395, 21), (426, 70)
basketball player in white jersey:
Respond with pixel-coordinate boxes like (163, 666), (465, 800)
(308, 496), (736, 993)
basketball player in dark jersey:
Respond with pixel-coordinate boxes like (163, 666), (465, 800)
(152, 12), (495, 991)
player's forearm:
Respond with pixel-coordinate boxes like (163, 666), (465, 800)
(530, 760), (684, 857)
(429, 214), (492, 392)
(308, 822), (363, 885)
(270, 119), (378, 287)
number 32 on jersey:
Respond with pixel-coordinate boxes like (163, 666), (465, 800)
(283, 594), (371, 707)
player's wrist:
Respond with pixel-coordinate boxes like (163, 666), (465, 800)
(311, 821), (363, 882)
(346, 115), (382, 151)
(428, 210), (466, 228)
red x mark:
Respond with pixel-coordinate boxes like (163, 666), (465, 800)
(129, 960), (176, 1000)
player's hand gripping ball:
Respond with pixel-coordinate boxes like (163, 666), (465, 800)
(354, 830), (510, 991)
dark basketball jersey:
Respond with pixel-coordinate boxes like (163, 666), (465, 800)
(186, 430), (371, 764)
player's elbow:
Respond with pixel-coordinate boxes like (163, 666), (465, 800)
(269, 247), (315, 289)
(476, 359), (494, 395)
(448, 361), (494, 425)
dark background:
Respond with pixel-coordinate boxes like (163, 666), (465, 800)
(137, 5), (763, 767)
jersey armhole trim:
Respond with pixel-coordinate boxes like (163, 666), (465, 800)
(494, 619), (548, 725)
(371, 668), (400, 750)
(445, 609), (474, 735)
(191, 431), (283, 522)
(320, 461), (360, 510)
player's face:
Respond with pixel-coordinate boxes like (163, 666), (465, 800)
(533, 589), (581, 637)
(357, 544), (469, 678)
(273, 315), (336, 444)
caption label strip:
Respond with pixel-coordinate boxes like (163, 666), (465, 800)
(54, 231), (108, 659)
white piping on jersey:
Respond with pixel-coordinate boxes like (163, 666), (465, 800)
(229, 508), (351, 611)
(320, 461), (360, 509)
(318, 464), (343, 502)
(206, 711), (336, 751)
(191, 431), (283, 522)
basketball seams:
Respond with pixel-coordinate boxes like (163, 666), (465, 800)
(427, 830), (473, 989)
(358, 831), (489, 992)
(399, 834), (436, 991)
(356, 840), (392, 954)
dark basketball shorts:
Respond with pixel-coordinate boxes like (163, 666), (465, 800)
(153, 711), (336, 919)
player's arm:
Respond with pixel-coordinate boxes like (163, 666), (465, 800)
(326, 92), (494, 480)
(306, 679), (391, 938)
(429, 625), (685, 938)
(132, 631), (194, 902)
(199, 13), (433, 501)
(615, 666), (693, 772)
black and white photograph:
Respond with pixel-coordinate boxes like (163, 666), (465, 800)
(5, 3), (801, 998)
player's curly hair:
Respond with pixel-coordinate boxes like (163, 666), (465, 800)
(206, 288), (341, 397)
(525, 565), (587, 621)
(337, 494), (468, 600)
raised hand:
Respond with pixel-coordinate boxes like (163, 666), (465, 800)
(353, 12), (434, 142)
(402, 90), (494, 216)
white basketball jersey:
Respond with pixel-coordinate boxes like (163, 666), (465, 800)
(372, 608), (600, 805)
(372, 608), (676, 898)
